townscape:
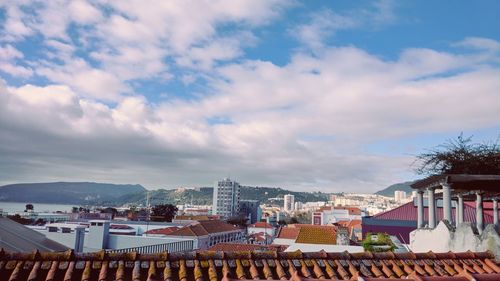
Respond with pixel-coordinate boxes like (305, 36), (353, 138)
(1, 1), (500, 280)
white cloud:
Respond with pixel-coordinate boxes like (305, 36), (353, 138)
(35, 58), (128, 101)
(290, 0), (397, 52)
(1, 40), (499, 191)
(455, 37), (500, 52)
(68, 0), (103, 25)
(0, 44), (33, 77)
(291, 10), (358, 51)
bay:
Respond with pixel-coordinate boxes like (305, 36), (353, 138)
(0, 201), (76, 213)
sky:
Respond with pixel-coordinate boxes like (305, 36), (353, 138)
(0, 0), (499, 192)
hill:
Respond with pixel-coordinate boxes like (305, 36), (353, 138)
(374, 181), (415, 197)
(115, 186), (329, 206)
(0, 182), (329, 206)
(0, 182), (146, 205)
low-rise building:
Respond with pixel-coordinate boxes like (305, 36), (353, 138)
(312, 206), (362, 225)
(164, 220), (244, 249)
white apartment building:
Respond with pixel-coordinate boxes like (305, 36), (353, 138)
(394, 190), (407, 202)
(212, 178), (240, 219)
(284, 194), (295, 212)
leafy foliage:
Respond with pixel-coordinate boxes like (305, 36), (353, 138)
(150, 204), (178, 222)
(415, 134), (500, 175)
(362, 232), (395, 252)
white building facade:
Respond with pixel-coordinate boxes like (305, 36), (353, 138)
(284, 194), (295, 212)
(212, 178), (240, 219)
(394, 190), (407, 202)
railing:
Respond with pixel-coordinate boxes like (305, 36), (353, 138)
(106, 239), (194, 254)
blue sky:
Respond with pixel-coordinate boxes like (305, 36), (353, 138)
(0, 1), (499, 192)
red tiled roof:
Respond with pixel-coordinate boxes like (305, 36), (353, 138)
(198, 220), (241, 233)
(336, 219), (362, 229)
(249, 222), (273, 228)
(144, 227), (179, 235)
(276, 227), (300, 239)
(166, 220), (241, 237)
(1, 250), (499, 281)
(166, 224), (209, 236)
(373, 201), (495, 223)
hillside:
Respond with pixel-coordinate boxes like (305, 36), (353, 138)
(115, 186), (329, 206)
(374, 181), (415, 197)
(0, 182), (146, 205)
(0, 182), (329, 206)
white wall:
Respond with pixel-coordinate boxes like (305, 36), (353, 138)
(108, 235), (195, 249)
(410, 222), (500, 260)
(248, 227), (275, 236)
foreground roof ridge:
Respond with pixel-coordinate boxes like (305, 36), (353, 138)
(1, 249), (499, 281)
(0, 248), (496, 261)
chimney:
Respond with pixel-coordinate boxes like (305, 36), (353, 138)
(85, 220), (110, 250)
(74, 226), (85, 252)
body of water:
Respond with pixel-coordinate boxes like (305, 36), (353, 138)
(0, 201), (76, 213)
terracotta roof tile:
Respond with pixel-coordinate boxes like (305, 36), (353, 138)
(1, 249), (499, 281)
(165, 220), (241, 237)
(144, 226), (179, 235)
(277, 227), (300, 239)
(294, 226), (337, 245)
(249, 222), (273, 228)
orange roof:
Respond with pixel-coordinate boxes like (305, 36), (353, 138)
(317, 206), (362, 215)
(336, 219), (362, 229)
(294, 225), (337, 245)
(167, 224), (208, 236)
(166, 220), (241, 237)
(144, 226), (179, 235)
(249, 222), (273, 228)
(198, 220), (240, 233)
(276, 227), (300, 239)
(3, 250), (498, 281)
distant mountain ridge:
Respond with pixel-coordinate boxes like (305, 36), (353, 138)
(374, 181), (415, 197)
(0, 182), (146, 205)
(0, 182), (329, 206)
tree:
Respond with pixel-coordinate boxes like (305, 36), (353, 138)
(227, 215), (248, 227)
(25, 204), (34, 212)
(150, 204), (178, 222)
(415, 134), (500, 175)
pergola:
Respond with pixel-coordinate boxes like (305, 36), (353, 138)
(411, 174), (500, 233)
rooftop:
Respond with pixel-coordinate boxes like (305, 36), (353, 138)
(0, 217), (69, 252)
(295, 226), (337, 245)
(207, 243), (281, 252)
(372, 201), (495, 224)
(249, 222), (273, 228)
(0, 249), (498, 280)
(144, 226), (180, 235)
(166, 220), (241, 237)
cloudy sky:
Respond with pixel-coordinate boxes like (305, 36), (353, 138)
(0, 1), (499, 192)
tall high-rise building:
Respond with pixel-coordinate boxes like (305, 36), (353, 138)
(212, 178), (240, 219)
(284, 194), (295, 212)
